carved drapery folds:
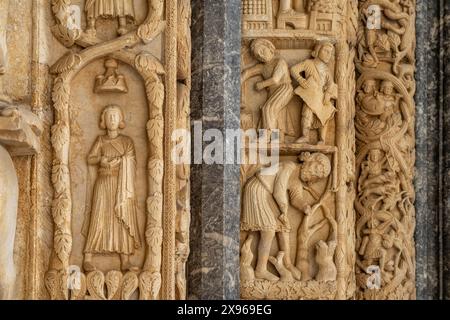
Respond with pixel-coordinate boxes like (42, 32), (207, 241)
(355, 0), (416, 300)
(240, 0), (357, 300)
(45, 0), (190, 300)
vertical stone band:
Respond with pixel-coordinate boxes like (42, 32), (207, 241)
(355, 0), (417, 300)
(188, 0), (241, 300)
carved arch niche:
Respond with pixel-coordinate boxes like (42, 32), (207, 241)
(44, 0), (190, 300)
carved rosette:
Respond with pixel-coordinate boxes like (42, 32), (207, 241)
(45, 0), (187, 300)
(355, 0), (416, 300)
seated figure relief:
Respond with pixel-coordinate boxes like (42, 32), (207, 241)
(82, 105), (141, 273)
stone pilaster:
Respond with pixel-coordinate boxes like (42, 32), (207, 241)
(188, 0), (242, 299)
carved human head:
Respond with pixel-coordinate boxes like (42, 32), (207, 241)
(368, 149), (383, 162)
(312, 42), (334, 64)
(251, 39), (275, 63)
(100, 105), (126, 131)
(362, 79), (377, 94)
(380, 80), (394, 95)
(299, 152), (331, 183)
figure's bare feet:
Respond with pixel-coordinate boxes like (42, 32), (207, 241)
(295, 136), (309, 144)
(317, 140), (325, 145)
(286, 264), (302, 281)
(255, 270), (279, 282)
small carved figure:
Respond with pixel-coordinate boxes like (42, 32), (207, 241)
(240, 235), (255, 282)
(95, 58), (128, 94)
(241, 39), (293, 141)
(358, 218), (392, 272)
(85, 0), (136, 36)
(290, 42), (337, 144)
(315, 240), (337, 282)
(361, 0), (409, 67)
(377, 80), (399, 122)
(241, 153), (331, 282)
(82, 105), (141, 272)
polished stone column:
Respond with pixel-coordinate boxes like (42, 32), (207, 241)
(415, 0), (450, 300)
(188, 0), (241, 299)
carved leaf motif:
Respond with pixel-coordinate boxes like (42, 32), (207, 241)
(146, 194), (163, 227)
(145, 227), (163, 254)
(45, 270), (65, 300)
(70, 273), (87, 300)
(50, 53), (82, 74)
(50, 0), (81, 47)
(121, 272), (139, 300)
(135, 53), (165, 75)
(54, 231), (72, 264)
(87, 271), (106, 300)
(139, 271), (161, 300)
(137, 0), (164, 43)
(105, 271), (123, 300)
(147, 81), (165, 111)
(52, 197), (70, 227)
(146, 119), (164, 147)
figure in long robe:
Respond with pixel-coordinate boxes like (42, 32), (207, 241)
(85, 0), (136, 36)
(83, 105), (141, 272)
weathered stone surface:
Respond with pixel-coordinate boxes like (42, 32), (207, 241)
(188, 0), (241, 300)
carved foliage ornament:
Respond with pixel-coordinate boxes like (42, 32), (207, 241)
(45, 0), (182, 301)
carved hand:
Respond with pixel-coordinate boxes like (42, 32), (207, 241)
(278, 213), (289, 226)
(100, 156), (110, 168)
(255, 81), (265, 91)
(304, 205), (312, 216)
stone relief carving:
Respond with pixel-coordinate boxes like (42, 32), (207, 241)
(44, 0), (189, 300)
(94, 58), (128, 93)
(85, 0), (136, 36)
(355, 0), (416, 300)
(240, 0), (356, 300)
(82, 105), (141, 273)
(290, 42), (337, 144)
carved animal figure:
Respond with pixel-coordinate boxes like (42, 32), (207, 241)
(315, 240), (337, 282)
(240, 236), (255, 282)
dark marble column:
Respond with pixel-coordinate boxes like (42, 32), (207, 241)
(414, 0), (450, 300)
(188, 0), (241, 299)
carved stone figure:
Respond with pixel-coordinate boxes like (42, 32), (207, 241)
(82, 105), (141, 272)
(241, 39), (293, 141)
(315, 240), (337, 282)
(241, 152), (331, 282)
(290, 42), (337, 144)
(85, 0), (136, 36)
(95, 58), (128, 94)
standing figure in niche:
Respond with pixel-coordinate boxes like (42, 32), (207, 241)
(241, 39), (293, 141)
(290, 42), (337, 145)
(85, 0), (136, 36)
(83, 105), (141, 272)
(241, 152), (331, 281)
